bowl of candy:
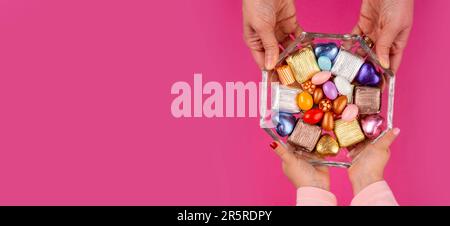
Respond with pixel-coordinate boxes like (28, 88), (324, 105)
(259, 32), (395, 168)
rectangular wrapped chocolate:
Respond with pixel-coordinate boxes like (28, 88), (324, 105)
(276, 65), (296, 85)
(334, 119), (365, 147)
(354, 86), (381, 114)
(287, 120), (321, 152)
(331, 49), (364, 82)
(286, 47), (320, 84)
(278, 85), (301, 113)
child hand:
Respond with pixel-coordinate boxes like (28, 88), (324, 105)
(348, 128), (400, 195)
(270, 141), (330, 191)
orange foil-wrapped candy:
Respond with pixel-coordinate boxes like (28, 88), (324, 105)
(321, 111), (334, 131)
(313, 87), (324, 104)
(332, 96), (348, 115)
(276, 65), (296, 85)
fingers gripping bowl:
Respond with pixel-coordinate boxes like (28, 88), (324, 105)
(260, 32), (395, 168)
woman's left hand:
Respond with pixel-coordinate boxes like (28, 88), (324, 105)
(270, 141), (330, 191)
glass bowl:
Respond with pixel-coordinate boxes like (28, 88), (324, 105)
(259, 32), (396, 168)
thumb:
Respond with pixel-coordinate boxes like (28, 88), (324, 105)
(258, 30), (279, 70)
(375, 28), (397, 69)
(373, 128), (401, 150)
(270, 141), (294, 163)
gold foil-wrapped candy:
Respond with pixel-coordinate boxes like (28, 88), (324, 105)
(316, 135), (339, 156)
(334, 119), (365, 147)
(276, 65), (296, 85)
(286, 47), (320, 84)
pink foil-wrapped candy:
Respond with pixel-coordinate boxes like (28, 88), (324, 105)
(361, 115), (385, 139)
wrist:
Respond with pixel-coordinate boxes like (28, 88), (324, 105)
(296, 179), (330, 192)
(350, 174), (383, 195)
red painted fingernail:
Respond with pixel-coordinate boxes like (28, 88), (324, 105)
(270, 142), (277, 149)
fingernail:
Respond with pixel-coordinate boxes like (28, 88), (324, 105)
(269, 142), (277, 149)
(393, 128), (401, 135)
(265, 56), (275, 70)
(380, 57), (390, 69)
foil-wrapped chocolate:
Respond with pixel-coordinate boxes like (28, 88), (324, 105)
(275, 112), (297, 137)
(278, 85), (301, 113)
(334, 119), (365, 147)
(331, 49), (364, 82)
(354, 86), (381, 114)
(286, 47), (320, 84)
(287, 120), (322, 152)
(276, 65), (296, 85)
(316, 135), (339, 156)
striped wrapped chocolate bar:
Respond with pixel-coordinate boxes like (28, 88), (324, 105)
(334, 119), (365, 147)
(287, 120), (321, 152)
(331, 49), (364, 82)
(354, 86), (381, 114)
(286, 47), (320, 84)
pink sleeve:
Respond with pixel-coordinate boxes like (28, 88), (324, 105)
(296, 187), (337, 206)
(351, 180), (398, 206)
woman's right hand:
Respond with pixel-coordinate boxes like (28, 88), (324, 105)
(348, 128), (400, 195)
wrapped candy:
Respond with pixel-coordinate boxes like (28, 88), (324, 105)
(356, 62), (381, 86)
(286, 47), (321, 83)
(354, 86), (381, 114)
(275, 112), (297, 137)
(331, 49), (364, 82)
(361, 114), (385, 139)
(278, 85), (301, 113)
(334, 119), (365, 147)
(287, 120), (322, 152)
(276, 65), (296, 85)
(316, 135), (339, 156)
(314, 42), (339, 61)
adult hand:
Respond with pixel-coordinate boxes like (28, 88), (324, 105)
(243, 0), (302, 70)
(348, 128), (400, 195)
(270, 141), (330, 191)
(353, 0), (413, 72)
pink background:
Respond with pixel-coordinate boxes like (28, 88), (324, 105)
(0, 0), (449, 205)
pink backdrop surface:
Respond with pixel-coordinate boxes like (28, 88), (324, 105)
(0, 0), (449, 205)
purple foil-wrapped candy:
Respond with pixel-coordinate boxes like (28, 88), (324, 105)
(356, 62), (381, 86)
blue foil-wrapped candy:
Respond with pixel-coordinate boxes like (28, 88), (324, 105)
(356, 62), (381, 86)
(314, 43), (339, 62)
(275, 112), (297, 137)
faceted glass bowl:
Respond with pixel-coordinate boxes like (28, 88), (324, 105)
(259, 32), (395, 168)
